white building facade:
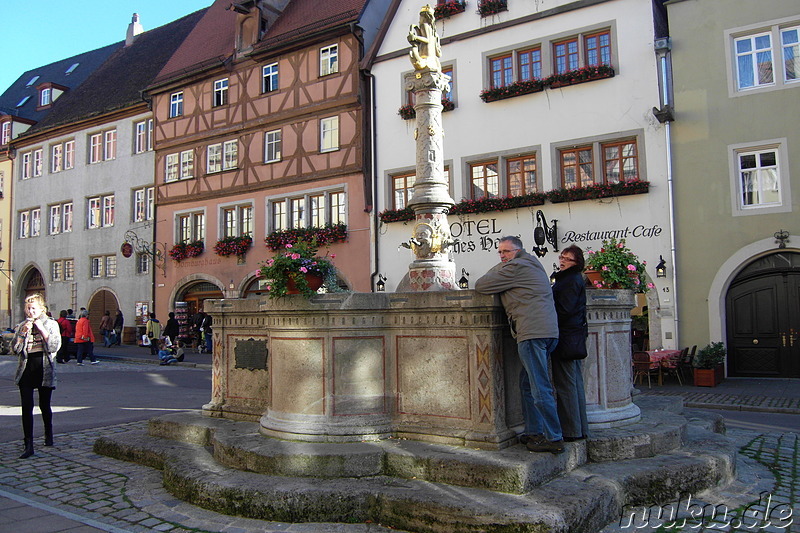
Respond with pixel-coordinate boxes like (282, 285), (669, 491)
(371, 0), (677, 348)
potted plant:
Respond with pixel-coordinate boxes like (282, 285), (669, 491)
(693, 342), (726, 387)
(585, 238), (654, 292)
(214, 235), (253, 257)
(259, 239), (337, 299)
(168, 240), (204, 262)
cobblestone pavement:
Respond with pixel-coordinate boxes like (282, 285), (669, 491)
(0, 420), (397, 533)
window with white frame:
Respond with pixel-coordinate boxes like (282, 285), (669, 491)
(262, 62), (278, 93)
(1, 122), (10, 145)
(736, 147), (781, 208)
(730, 21), (800, 92)
(213, 78), (228, 107)
(136, 252), (150, 274)
(135, 119), (153, 153)
(106, 255), (117, 277)
(31, 208), (41, 237)
(169, 91), (183, 118)
(264, 129), (281, 162)
(51, 144), (63, 173)
(51, 260), (63, 282)
(49, 202), (73, 234)
(165, 153), (179, 181)
(64, 259), (74, 281)
(269, 190), (347, 231)
(320, 116), (339, 152)
(320, 44), (339, 76)
(180, 150), (194, 179)
(65, 140), (75, 169)
(33, 149), (42, 177)
(90, 256), (104, 278)
(177, 211), (205, 244)
(133, 187), (154, 222)
(40, 87), (51, 106)
(104, 130), (117, 160)
(207, 140), (237, 173)
(19, 207), (41, 238)
(221, 204), (253, 238)
(88, 195), (114, 229)
(21, 152), (31, 179)
(89, 130), (115, 163)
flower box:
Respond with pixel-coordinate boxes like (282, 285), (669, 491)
(477, 0), (507, 16)
(265, 223), (347, 251)
(168, 241), (204, 262)
(546, 180), (649, 203)
(544, 65), (615, 89)
(480, 79), (545, 103)
(214, 235), (253, 257)
(434, 0), (466, 19)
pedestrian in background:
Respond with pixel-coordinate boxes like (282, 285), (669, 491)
(74, 309), (97, 366)
(99, 311), (113, 347)
(56, 310), (74, 364)
(112, 310), (124, 346)
(163, 312), (179, 345)
(145, 313), (162, 357)
(201, 313), (213, 354)
(12, 293), (61, 459)
(475, 236), (564, 454)
(551, 245), (590, 442)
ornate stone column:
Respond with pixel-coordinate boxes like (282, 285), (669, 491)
(404, 5), (457, 291)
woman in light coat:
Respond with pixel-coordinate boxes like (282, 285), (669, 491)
(13, 293), (61, 459)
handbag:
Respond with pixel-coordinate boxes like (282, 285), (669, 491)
(141, 335), (151, 346)
(554, 331), (588, 360)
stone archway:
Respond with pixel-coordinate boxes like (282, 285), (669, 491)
(725, 251), (800, 378)
(87, 290), (120, 340)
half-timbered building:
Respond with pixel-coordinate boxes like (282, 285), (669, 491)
(148, 0), (392, 320)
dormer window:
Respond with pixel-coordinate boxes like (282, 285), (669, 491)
(1, 122), (10, 145)
(35, 82), (67, 110)
(40, 88), (52, 106)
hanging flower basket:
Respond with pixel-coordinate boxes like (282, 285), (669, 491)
(214, 235), (253, 257)
(168, 241), (204, 262)
(585, 238), (653, 292)
(259, 239), (337, 299)
(434, 0), (466, 18)
(477, 0), (507, 16)
(265, 223), (347, 251)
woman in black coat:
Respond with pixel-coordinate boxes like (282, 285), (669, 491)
(163, 312), (180, 344)
(551, 245), (589, 441)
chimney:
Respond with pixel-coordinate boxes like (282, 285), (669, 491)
(126, 13), (144, 46)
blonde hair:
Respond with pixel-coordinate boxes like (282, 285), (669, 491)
(24, 293), (47, 311)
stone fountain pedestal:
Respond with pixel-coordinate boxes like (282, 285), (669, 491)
(202, 289), (638, 449)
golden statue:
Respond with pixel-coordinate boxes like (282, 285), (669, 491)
(408, 4), (441, 72)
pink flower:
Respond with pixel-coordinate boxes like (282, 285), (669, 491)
(626, 264), (637, 271)
(593, 281), (603, 288)
(634, 279), (640, 285)
(647, 282), (655, 289)
(266, 259), (274, 266)
(285, 244), (293, 249)
(602, 265), (609, 271)
(291, 253), (300, 260)
(266, 285), (272, 291)
(618, 243), (624, 248)
(330, 253), (336, 259)
(299, 267), (308, 273)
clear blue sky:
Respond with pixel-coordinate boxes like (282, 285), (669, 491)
(1, 1), (211, 93)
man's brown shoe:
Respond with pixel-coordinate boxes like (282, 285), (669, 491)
(527, 439), (565, 454)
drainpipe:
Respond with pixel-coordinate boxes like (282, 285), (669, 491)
(365, 69), (380, 292)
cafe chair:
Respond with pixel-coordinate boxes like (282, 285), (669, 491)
(632, 351), (660, 388)
(661, 350), (684, 385)
(676, 346), (695, 382)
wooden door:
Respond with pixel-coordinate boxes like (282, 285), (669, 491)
(88, 290), (119, 338)
(726, 266), (800, 378)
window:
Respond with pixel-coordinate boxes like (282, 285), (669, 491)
(263, 62), (279, 93)
(136, 253), (150, 274)
(33, 149), (42, 177)
(392, 172), (416, 209)
(51, 144), (63, 173)
(207, 141), (237, 173)
(264, 129), (281, 162)
(51, 260), (63, 282)
(518, 48), (542, 82)
(554, 38), (580, 74)
(602, 140), (639, 184)
(106, 255), (117, 277)
(89, 130), (115, 163)
(180, 150), (194, 179)
(271, 190), (347, 231)
(135, 119), (153, 153)
(64, 259), (74, 281)
(104, 130), (117, 160)
(213, 78), (228, 107)
(320, 116), (339, 152)
(585, 30), (612, 67)
(730, 21), (800, 92)
(442, 66), (455, 101)
(49, 203), (73, 234)
(560, 146), (594, 188)
(133, 187), (154, 222)
(490, 54), (513, 89)
(40, 87), (51, 106)
(177, 211), (205, 243)
(64, 141), (75, 169)
(90, 133), (102, 163)
(21, 152), (31, 179)
(320, 44), (339, 76)
(737, 148), (780, 207)
(166, 153), (179, 181)
(1, 122), (10, 145)
(507, 155), (537, 196)
(166, 149), (194, 181)
(170, 92), (184, 118)
(19, 208), (40, 238)
(471, 161), (499, 199)
(91, 256), (104, 278)
(221, 204), (253, 238)
(88, 195), (114, 229)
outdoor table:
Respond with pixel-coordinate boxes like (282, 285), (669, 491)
(645, 349), (682, 385)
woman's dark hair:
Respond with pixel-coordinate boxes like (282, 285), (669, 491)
(561, 244), (585, 271)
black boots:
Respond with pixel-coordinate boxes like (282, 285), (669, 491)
(19, 438), (34, 459)
(44, 426), (54, 447)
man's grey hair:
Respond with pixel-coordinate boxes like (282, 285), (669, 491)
(79, 309), (89, 318)
(499, 235), (523, 249)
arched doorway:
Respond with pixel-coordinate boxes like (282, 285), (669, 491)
(726, 252), (800, 378)
(88, 290), (120, 340)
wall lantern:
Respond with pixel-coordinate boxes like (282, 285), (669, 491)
(655, 256), (667, 278)
(376, 274), (387, 292)
(458, 268), (470, 289)
(532, 210), (558, 258)
(229, 279), (235, 290)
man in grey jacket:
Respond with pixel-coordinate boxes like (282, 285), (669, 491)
(475, 236), (564, 453)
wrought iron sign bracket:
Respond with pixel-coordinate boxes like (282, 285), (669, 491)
(122, 230), (168, 277)
(532, 210), (558, 258)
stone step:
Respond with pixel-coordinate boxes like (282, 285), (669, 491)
(94, 413), (736, 533)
